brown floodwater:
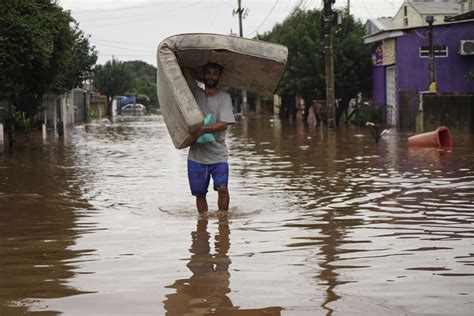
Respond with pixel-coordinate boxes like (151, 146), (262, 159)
(0, 115), (473, 315)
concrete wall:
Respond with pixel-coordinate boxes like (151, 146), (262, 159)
(40, 90), (89, 133)
(73, 89), (88, 125)
(422, 93), (474, 133)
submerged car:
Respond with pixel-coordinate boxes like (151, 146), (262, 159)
(120, 103), (147, 114)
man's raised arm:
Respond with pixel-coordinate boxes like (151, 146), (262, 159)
(181, 67), (198, 88)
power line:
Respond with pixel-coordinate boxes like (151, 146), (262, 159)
(290, 0), (305, 16)
(74, 2), (204, 23)
(93, 41), (153, 53)
(71, 2), (178, 14)
(99, 53), (154, 57)
(246, 0), (280, 37)
(360, 0), (373, 17)
(300, 0), (312, 11)
(93, 38), (157, 45)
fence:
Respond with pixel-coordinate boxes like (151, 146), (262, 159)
(0, 89), (91, 128)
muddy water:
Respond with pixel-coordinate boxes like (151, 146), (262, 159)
(0, 115), (473, 315)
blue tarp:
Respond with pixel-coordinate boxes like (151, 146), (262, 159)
(120, 96), (136, 105)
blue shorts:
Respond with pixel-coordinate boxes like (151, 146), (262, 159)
(187, 160), (229, 196)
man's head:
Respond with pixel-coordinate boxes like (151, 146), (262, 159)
(203, 63), (223, 88)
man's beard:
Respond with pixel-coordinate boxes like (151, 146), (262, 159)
(205, 79), (218, 88)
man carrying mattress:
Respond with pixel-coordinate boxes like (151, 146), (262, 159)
(182, 63), (236, 213)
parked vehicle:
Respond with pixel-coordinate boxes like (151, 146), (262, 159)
(120, 103), (146, 114)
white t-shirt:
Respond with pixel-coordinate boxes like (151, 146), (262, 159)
(188, 83), (236, 164)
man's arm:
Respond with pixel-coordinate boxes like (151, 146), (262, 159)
(190, 121), (228, 137)
(181, 67), (198, 88)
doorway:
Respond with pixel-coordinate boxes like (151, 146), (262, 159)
(386, 66), (397, 127)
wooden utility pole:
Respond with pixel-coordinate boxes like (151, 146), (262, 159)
(426, 15), (436, 92)
(237, 0), (243, 38)
(234, 0), (248, 115)
(323, 0), (336, 129)
(347, 0), (350, 15)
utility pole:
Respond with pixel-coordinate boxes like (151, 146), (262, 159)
(237, 0), (243, 38)
(347, 0), (350, 15)
(426, 15), (436, 92)
(323, 0), (336, 129)
(234, 0), (248, 115)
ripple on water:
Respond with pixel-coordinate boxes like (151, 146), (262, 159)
(158, 206), (263, 220)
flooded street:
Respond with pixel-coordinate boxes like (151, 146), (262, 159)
(1, 115), (473, 315)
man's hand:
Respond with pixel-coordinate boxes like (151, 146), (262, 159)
(189, 121), (227, 137)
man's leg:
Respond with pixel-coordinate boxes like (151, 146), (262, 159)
(210, 162), (230, 211)
(196, 195), (208, 213)
(217, 186), (229, 211)
(188, 160), (210, 212)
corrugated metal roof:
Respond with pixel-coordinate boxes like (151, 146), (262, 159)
(373, 17), (396, 30)
(365, 18), (396, 35)
(411, 2), (459, 15)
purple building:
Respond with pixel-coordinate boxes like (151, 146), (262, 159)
(364, 19), (474, 128)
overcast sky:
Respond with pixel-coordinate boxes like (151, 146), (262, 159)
(58, 0), (405, 66)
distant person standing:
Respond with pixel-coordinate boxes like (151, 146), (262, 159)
(182, 63), (236, 213)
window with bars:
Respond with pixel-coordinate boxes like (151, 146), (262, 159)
(419, 45), (448, 58)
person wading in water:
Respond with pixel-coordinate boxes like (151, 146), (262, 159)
(182, 63), (236, 213)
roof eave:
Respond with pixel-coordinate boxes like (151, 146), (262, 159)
(363, 30), (405, 44)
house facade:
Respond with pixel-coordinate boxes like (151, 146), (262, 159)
(366, 0), (465, 35)
(391, 0), (459, 27)
(459, 0), (474, 13)
(365, 19), (474, 129)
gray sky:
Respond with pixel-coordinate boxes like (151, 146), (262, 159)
(58, 0), (404, 66)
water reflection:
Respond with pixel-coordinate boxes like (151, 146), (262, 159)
(319, 210), (342, 315)
(164, 214), (282, 316)
(229, 116), (474, 315)
(0, 143), (95, 315)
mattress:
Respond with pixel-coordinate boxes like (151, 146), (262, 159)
(157, 33), (288, 149)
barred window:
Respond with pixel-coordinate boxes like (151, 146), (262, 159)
(419, 45), (448, 58)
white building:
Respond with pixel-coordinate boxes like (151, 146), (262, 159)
(365, 0), (468, 35)
(459, 0), (474, 13)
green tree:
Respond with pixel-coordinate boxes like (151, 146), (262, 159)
(0, 0), (97, 118)
(333, 12), (372, 99)
(93, 59), (133, 115)
(260, 8), (371, 106)
(123, 61), (158, 108)
(53, 24), (98, 92)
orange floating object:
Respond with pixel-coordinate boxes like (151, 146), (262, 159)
(408, 126), (452, 148)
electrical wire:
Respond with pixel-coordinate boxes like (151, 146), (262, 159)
(93, 38), (157, 45)
(290, 0), (305, 16)
(360, 0), (373, 18)
(99, 53), (154, 57)
(246, 0), (281, 37)
(71, 1), (183, 14)
(93, 41), (153, 53)
(74, 2), (204, 23)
